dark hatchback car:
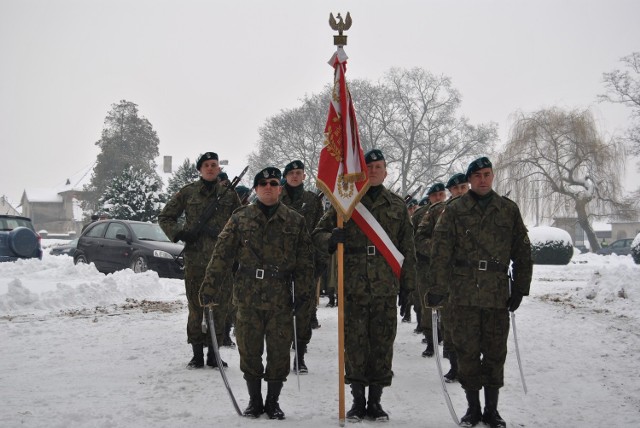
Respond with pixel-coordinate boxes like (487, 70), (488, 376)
(49, 238), (79, 257)
(596, 238), (634, 256)
(74, 219), (184, 279)
(0, 215), (42, 262)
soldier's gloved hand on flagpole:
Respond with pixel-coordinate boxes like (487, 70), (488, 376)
(200, 292), (218, 307)
(174, 229), (197, 244)
(426, 292), (445, 308)
(507, 289), (524, 312)
(328, 227), (346, 254)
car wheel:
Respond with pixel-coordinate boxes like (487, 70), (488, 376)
(130, 253), (148, 273)
(74, 254), (88, 265)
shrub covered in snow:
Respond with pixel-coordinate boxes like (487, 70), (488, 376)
(529, 226), (574, 265)
(632, 232), (640, 265)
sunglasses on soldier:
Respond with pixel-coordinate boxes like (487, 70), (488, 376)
(258, 180), (280, 187)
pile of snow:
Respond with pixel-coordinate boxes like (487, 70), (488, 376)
(528, 225), (572, 246)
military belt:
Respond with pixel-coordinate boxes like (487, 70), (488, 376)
(454, 259), (508, 273)
(344, 245), (377, 256)
(237, 266), (292, 280)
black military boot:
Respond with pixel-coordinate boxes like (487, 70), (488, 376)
(264, 381), (285, 420)
(187, 343), (204, 369)
(366, 384), (389, 421)
(346, 383), (367, 421)
(206, 345), (228, 368)
(292, 344), (308, 374)
(459, 389), (482, 427)
(326, 293), (335, 307)
(444, 352), (458, 383)
(222, 321), (235, 348)
(243, 379), (264, 418)
(482, 388), (506, 428)
(422, 336), (435, 357)
(401, 303), (412, 322)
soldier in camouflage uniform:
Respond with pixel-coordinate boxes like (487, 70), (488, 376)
(414, 182), (447, 358)
(407, 196), (431, 335)
(200, 166), (315, 420)
(313, 149), (417, 422)
(427, 157), (532, 428)
(158, 152), (240, 369)
(279, 160), (324, 374)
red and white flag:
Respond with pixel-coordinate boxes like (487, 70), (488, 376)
(317, 47), (404, 278)
(317, 47), (369, 220)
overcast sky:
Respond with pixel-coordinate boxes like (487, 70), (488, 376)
(2, 0), (639, 204)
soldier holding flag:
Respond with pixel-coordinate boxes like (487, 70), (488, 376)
(313, 149), (417, 422)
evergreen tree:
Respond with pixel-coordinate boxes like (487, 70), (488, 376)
(100, 166), (166, 222)
(166, 158), (199, 196)
(84, 100), (160, 210)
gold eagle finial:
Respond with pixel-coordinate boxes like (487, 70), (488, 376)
(329, 12), (352, 46)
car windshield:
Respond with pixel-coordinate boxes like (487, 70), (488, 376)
(130, 223), (171, 242)
(0, 217), (34, 231)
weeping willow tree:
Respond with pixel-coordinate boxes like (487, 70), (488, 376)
(495, 107), (635, 251)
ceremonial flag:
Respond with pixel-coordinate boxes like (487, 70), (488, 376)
(317, 47), (369, 220)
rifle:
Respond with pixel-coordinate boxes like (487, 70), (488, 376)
(175, 166), (248, 264)
(404, 185), (423, 205)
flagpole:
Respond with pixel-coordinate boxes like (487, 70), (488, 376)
(337, 214), (346, 425)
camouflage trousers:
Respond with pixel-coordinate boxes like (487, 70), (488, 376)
(344, 295), (397, 387)
(420, 302), (453, 351)
(184, 265), (228, 347)
(294, 299), (313, 349)
(451, 305), (510, 391)
(236, 305), (293, 382)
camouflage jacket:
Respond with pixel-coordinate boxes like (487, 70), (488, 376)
(279, 186), (324, 237)
(411, 204), (430, 235)
(414, 201), (445, 259)
(200, 202), (314, 310)
(313, 186), (417, 298)
(158, 179), (240, 268)
(430, 190), (532, 308)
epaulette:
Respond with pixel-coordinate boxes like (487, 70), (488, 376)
(501, 195), (519, 207)
(445, 195), (462, 205)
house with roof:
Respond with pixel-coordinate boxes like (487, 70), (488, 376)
(1, 195), (21, 216)
(19, 162), (95, 236)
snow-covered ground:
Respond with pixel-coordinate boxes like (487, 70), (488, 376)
(1, 241), (639, 427)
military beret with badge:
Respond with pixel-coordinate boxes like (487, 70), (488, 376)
(446, 172), (467, 189)
(364, 149), (385, 164)
(196, 152), (219, 170)
(466, 156), (492, 178)
(283, 160), (305, 177)
(253, 166), (282, 188)
(427, 182), (445, 195)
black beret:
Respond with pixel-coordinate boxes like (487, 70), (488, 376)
(196, 152), (219, 170)
(218, 172), (229, 181)
(364, 149), (384, 164)
(253, 167), (282, 188)
(235, 185), (250, 197)
(407, 198), (418, 208)
(283, 160), (305, 176)
(446, 173), (467, 189)
(418, 196), (430, 206)
(427, 182), (446, 195)
(466, 157), (492, 178)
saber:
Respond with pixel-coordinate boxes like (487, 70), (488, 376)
(432, 308), (459, 426)
(511, 311), (528, 394)
(291, 278), (301, 391)
(206, 307), (243, 415)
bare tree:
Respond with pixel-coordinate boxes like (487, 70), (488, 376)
(248, 90), (329, 189)
(599, 51), (640, 194)
(376, 68), (498, 195)
(248, 68), (498, 198)
(495, 108), (635, 251)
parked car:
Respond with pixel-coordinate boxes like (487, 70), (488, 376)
(74, 219), (184, 279)
(596, 238), (634, 256)
(0, 215), (42, 262)
(49, 238), (79, 257)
